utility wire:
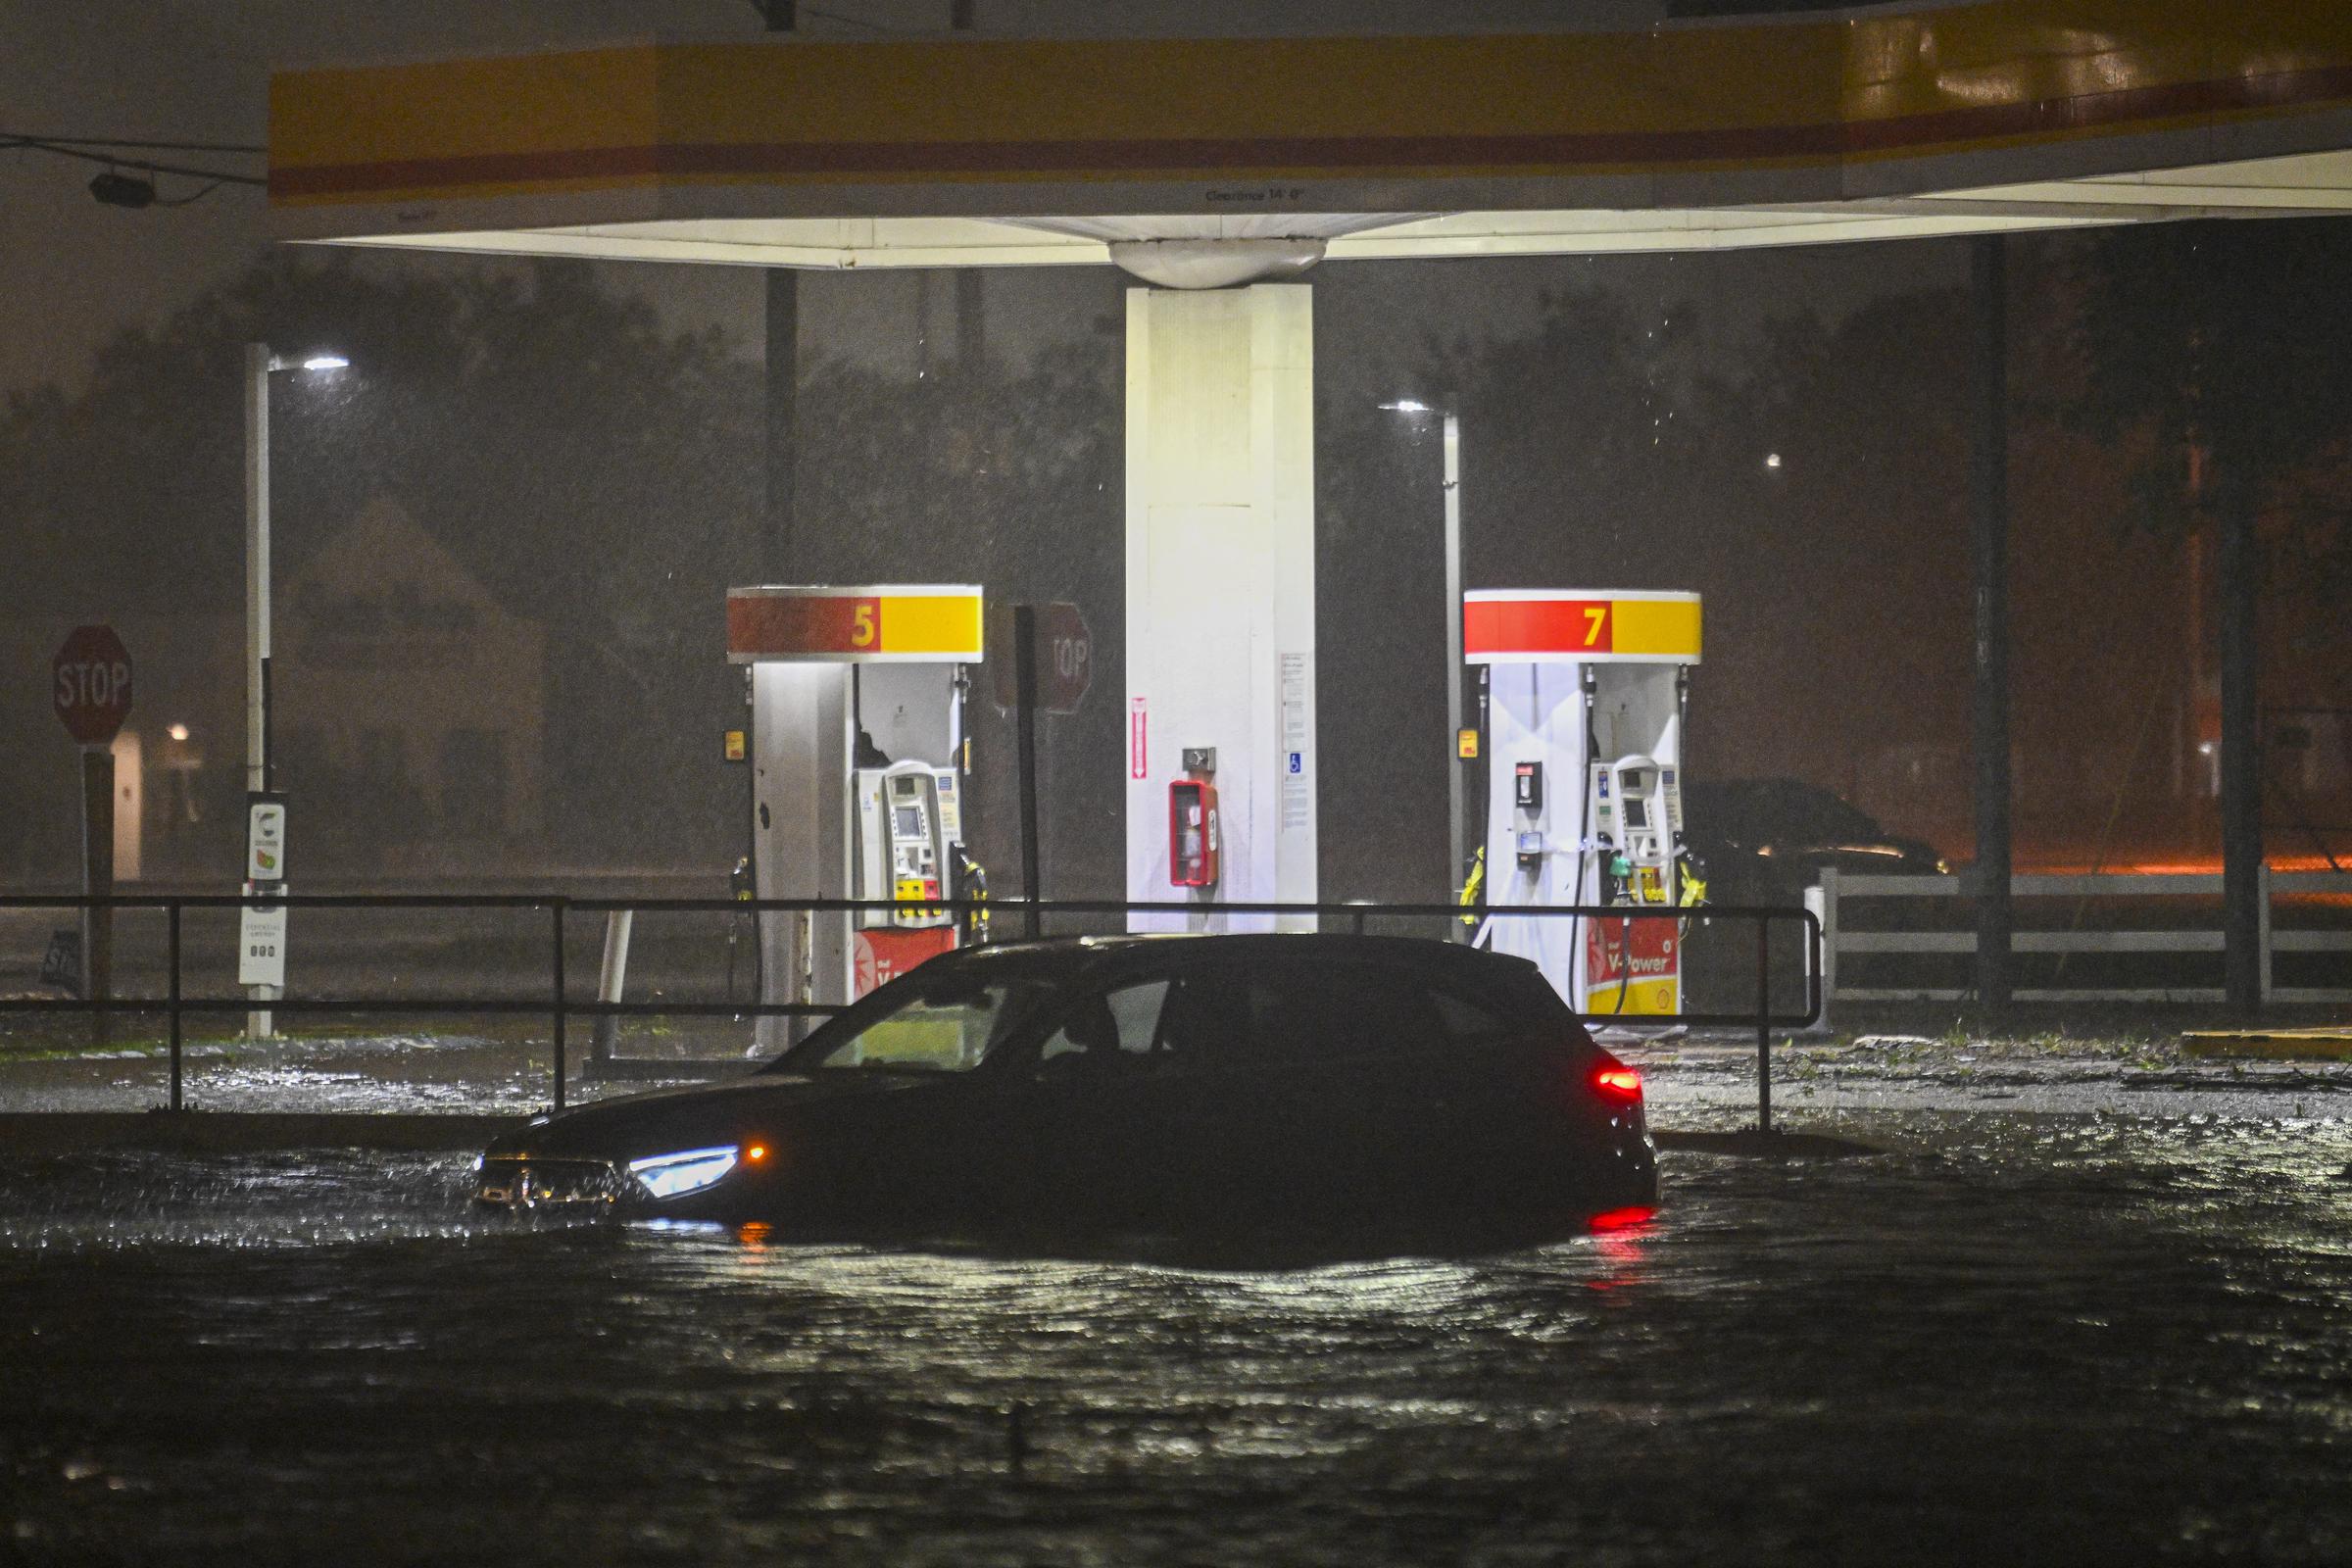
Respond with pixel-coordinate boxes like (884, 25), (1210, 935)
(0, 130), (265, 155)
(153, 179), (229, 208)
(0, 135), (264, 189)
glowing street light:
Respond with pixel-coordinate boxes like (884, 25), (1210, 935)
(243, 343), (348, 1037)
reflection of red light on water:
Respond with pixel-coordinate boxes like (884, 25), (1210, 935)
(1586, 1207), (1655, 1289)
(737, 1221), (773, 1251)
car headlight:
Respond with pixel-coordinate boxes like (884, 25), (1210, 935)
(627, 1146), (739, 1199)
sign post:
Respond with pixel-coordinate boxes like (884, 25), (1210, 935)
(53, 625), (133, 1045)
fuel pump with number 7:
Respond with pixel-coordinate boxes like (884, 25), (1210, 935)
(1466, 589), (1702, 1018)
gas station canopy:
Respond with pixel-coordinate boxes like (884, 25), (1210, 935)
(271, 0), (2352, 276)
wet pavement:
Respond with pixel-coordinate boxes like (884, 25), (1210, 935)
(2, 1043), (2350, 1563)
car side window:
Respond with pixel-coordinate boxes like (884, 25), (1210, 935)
(1426, 985), (1519, 1045)
(1241, 961), (1445, 1063)
(1149, 965), (1253, 1068)
(1036, 979), (1172, 1067)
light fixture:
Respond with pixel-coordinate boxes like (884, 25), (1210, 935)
(264, 351), (352, 374)
(88, 172), (157, 208)
(1379, 399), (1434, 415)
(1764, 452), (1784, 470)
(168, 723), (190, 742)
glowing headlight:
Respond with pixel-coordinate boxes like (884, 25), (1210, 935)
(627, 1146), (739, 1199)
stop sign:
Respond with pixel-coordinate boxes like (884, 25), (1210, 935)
(52, 624), (134, 746)
(991, 602), (1093, 714)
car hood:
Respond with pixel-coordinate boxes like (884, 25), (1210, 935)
(486, 1071), (933, 1160)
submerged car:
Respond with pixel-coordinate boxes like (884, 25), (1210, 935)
(477, 933), (1656, 1239)
(1681, 776), (1947, 906)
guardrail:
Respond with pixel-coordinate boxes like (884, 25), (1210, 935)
(0, 894), (1820, 1131)
(1813, 866), (2352, 1007)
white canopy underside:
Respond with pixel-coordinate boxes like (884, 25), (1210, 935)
(313, 149), (2352, 270)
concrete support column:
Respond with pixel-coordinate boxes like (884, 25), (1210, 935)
(1124, 284), (1316, 931)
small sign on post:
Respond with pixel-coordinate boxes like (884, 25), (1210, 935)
(237, 904), (288, 990)
(239, 792), (289, 992)
(245, 794), (287, 883)
(53, 625), (131, 1045)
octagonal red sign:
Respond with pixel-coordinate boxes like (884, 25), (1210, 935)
(52, 624), (133, 747)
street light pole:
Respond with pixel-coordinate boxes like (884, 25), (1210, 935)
(242, 344), (347, 1039)
(244, 342), (274, 1038)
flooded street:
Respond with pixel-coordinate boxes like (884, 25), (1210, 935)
(5, 1110), (2349, 1564)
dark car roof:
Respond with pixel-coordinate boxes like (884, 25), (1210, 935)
(935, 932), (1543, 985)
(1681, 777), (1886, 840)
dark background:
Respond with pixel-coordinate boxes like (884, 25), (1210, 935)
(4, 1), (2349, 899)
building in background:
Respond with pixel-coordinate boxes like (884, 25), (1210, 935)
(276, 496), (547, 875)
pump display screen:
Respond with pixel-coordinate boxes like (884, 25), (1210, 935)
(1624, 797), (1650, 830)
(894, 807), (923, 838)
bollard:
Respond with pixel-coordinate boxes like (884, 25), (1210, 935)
(550, 901), (567, 1114)
(593, 908), (633, 1062)
(167, 901), (183, 1112)
(1755, 915), (1773, 1136)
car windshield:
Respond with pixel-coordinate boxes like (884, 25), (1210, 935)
(782, 976), (1048, 1073)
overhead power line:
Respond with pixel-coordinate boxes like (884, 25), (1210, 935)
(0, 130), (266, 155)
(1, 134), (265, 201)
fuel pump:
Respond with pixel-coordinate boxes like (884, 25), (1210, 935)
(855, 760), (958, 927)
(1588, 756), (1685, 906)
(1465, 589), (1702, 1017)
(728, 585), (986, 1047)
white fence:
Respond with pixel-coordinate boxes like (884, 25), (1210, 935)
(1810, 867), (2352, 1008)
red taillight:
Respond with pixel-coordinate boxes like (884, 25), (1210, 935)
(1590, 1056), (1642, 1102)
(1589, 1205), (1656, 1232)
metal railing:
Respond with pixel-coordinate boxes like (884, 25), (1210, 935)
(1814, 865), (2352, 1007)
(0, 894), (1820, 1131)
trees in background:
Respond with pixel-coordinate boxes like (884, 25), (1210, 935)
(10, 224), (2341, 891)
(1, 252), (763, 878)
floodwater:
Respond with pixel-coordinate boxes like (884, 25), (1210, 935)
(4, 1113), (2349, 1564)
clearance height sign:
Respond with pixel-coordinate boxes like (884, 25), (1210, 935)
(727, 586), (984, 664)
